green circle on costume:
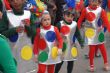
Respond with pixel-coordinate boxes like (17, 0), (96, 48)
(98, 32), (104, 42)
(85, 28), (95, 38)
(51, 47), (58, 59)
(62, 42), (67, 52)
(38, 51), (48, 62)
(71, 47), (78, 57)
(21, 45), (32, 61)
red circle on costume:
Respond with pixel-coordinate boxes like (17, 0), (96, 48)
(38, 38), (47, 50)
(60, 25), (70, 35)
(86, 12), (96, 22)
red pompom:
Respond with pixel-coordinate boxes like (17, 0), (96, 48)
(86, 12), (96, 22)
(60, 25), (70, 35)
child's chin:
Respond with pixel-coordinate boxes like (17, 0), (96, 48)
(68, 21), (72, 23)
(46, 24), (50, 26)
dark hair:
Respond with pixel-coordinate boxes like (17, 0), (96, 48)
(63, 10), (75, 16)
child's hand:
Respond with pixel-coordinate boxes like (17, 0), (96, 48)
(16, 26), (24, 33)
(22, 19), (30, 26)
(33, 55), (38, 63)
(58, 49), (62, 56)
(0, 11), (3, 19)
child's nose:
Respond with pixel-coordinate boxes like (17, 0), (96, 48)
(13, 0), (17, 3)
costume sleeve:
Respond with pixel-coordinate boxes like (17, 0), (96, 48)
(4, 0), (11, 10)
(25, 13), (37, 38)
(74, 26), (84, 47)
(101, 9), (110, 32)
(77, 8), (86, 29)
(54, 26), (63, 49)
(0, 12), (17, 38)
(108, 0), (110, 10)
(33, 28), (40, 55)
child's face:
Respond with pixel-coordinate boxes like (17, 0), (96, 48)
(41, 14), (51, 27)
(8, 0), (25, 11)
(89, 0), (99, 7)
(63, 14), (74, 23)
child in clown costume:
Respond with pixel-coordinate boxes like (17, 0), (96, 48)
(0, 34), (17, 73)
(0, 0), (37, 73)
(54, 6), (84, 73)
(78, 0), (110, 71)
(33, 10), (63, 73)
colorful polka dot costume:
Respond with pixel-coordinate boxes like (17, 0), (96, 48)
(6, 10), (35, 73)
(84, 6), (105, 45)
(60, 21), (78, 61)
(37, 26), (61, 64)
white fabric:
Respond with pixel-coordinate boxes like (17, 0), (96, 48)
(7, 10), (36, 73)
(84, 6), (105, 45)
(60, 21), (78, 61)
(39, 26), (61, 65)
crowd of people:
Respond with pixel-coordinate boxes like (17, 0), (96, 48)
(0, 0), (110, 73)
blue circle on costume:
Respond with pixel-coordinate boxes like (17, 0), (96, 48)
(104, 27), (107, 32)
(45, 31), (56, 42)
(97, 18), (102, 27)
(97, 18), (107, 33)
(9, 33), (18, 42)
(72, 35), (76, 43)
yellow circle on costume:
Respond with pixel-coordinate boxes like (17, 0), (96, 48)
(85, 28), (95, 38)
(107, 12), (110, 22)
(51, 47), (58, 59)
(21, 45), (32, 60)
(71, 47), (78, 57)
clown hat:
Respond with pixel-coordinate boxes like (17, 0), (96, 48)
(63, 4), (75, 15)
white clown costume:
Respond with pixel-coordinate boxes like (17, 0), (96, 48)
(6, 10), (36, 73)
(33, 25), (63, 65)
(60, 21), (78, 61)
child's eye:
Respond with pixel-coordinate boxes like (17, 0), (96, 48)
(48, 19), (50, 21)
(43, 19), (47, 21)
